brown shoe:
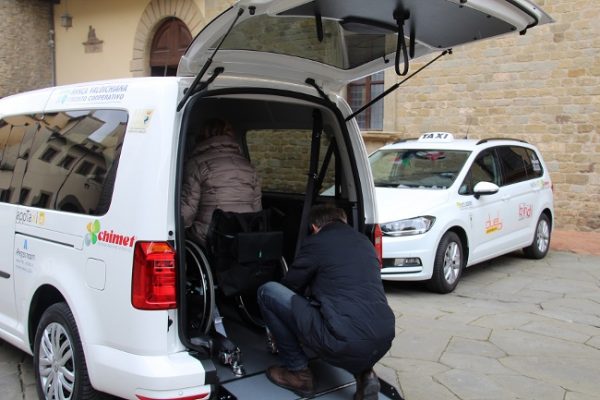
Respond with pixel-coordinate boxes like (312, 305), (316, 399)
(354, 369), (380, 400)
(266, 365), (315, 397)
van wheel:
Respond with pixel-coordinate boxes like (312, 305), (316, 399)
(34, 303), (99, 400)
(523, 214), (551, 259)
(427, 232), (463, 294)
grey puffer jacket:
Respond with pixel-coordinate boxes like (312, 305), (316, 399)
(181, 135), (262, 246)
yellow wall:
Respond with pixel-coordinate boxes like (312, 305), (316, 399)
(53, 0), (233, 85)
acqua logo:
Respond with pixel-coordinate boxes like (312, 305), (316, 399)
(84, 220), (136, 248)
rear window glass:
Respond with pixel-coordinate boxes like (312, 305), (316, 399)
(370, 149), (471, 190)
(0, 109), (128, 215)
(219, 15), (396, 70)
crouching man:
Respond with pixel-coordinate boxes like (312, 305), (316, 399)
(258, 205), (396, 400)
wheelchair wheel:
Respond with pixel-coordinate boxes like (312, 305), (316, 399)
(235, 256), (288, 328)
(185, 240), (215, 335)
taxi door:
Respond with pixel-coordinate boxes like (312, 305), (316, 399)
(465, 148), (511, 263)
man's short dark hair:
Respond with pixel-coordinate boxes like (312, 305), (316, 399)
(309, 204), (347, 229)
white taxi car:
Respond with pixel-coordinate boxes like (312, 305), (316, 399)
(372, 133), (554, 293)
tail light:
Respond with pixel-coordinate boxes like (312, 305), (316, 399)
(372, 224), (383, 268)
(132, 242), (177, 310)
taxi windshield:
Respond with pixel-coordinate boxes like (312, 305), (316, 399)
(370, 149), (471, 190)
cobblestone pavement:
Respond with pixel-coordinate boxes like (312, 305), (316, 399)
(2, 249), (600, 400)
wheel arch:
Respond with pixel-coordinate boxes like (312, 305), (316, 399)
(541, 207), (553, 230)
(28, 284), (67, 351)
(447, 225), (469, 265)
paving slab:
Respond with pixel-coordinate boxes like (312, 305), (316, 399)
(500, 355), (600, 395)
(435, 369), (516, 400)
(488, 374), (565, 400)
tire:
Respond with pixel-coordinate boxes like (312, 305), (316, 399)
(523, 213), (551, 259)
(427, 231), (464, 294)
(185, 240), (216, 335)
(34, 302), (99, 400)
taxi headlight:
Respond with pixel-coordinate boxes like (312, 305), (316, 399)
(381, 216), (436, 237)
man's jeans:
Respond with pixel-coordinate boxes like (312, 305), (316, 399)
(257, 281), (309, 371)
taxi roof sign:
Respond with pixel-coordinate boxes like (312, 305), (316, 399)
(418, 132), (455, 142)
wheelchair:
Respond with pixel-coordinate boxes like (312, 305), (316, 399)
(184, 208), (287, 376)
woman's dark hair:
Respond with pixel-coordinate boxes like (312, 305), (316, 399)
(309, 204), (347, 228)
(201, 118), (234, 140)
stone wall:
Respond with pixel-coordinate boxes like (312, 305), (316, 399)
(0, 0), (53, 98)
(366, 0), (600, 231)
(247, 129), (335, 194)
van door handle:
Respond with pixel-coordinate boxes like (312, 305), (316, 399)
(501, 195), (511, 201)
(0, 270), (10, 279)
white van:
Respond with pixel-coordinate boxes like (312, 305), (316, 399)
(0, 1), (551, 399)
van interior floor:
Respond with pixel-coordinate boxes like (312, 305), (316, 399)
(208, 297), (403, 400)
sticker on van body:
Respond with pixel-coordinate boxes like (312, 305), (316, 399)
(85, 220), (135, 249)
(129, 109), (154, 133)
(52, 84), (129, 106)
(15, 239), (36, 274)
(15, 209), (46, 226)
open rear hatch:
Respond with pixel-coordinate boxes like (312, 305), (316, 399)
(178, 0), (552, 92)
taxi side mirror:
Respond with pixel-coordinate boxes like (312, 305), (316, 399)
(473, 181), (499, 199)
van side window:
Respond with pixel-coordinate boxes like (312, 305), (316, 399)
(0, 116), (37, 203)
(0, 120), (13, 201)
(0, 110), (128, 215)
(246, 129), (335, 195)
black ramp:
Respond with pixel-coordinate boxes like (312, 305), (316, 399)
(221, 358), (402, 399)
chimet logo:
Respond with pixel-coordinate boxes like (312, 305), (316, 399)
(84, 220), (136, 248)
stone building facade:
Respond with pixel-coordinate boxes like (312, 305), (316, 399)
(365, 0), (599, 232)
(1, 0), (598, 232)
(0, 0), (54, 98)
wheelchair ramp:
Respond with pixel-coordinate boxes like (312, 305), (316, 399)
(211, 299), (402, 399)
(217, 359), (403, 399)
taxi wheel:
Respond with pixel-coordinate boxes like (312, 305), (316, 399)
(427, 231), (464, 294)
(34, 303), (100, 400)
(523, 214), (551, 259)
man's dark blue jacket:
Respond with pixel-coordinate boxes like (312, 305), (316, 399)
(282, 221), (396, 374)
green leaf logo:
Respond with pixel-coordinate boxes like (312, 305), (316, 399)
(85, 220), (101, 246)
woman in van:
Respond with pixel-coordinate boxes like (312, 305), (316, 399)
(181, 118), (262, 248)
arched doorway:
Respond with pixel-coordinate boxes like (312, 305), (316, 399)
(150, 17), (192, 76)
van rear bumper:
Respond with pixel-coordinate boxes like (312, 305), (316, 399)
(86, 345), (213, 400)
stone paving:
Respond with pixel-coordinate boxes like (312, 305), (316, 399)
(2, 248), (599, 399)
(375, 250), (600, 400)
